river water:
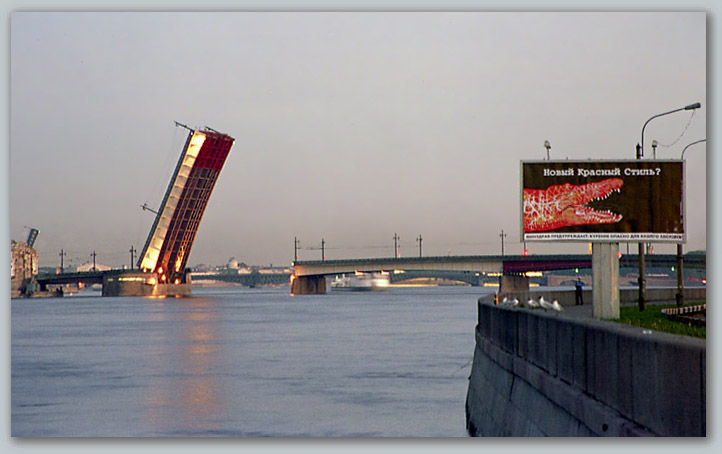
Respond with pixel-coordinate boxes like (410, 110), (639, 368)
(11, 285), (489, 437)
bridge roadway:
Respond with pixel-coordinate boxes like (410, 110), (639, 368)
(293, 253), (705, 277)
(35, 270), (105, 287)
(290, 253), (705, 294)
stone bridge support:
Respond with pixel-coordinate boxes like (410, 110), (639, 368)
(291, 275), (327, 295)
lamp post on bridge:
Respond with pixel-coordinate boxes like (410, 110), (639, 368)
(59, 249), (66, 274)
(416, 235), (423, 257)
(675, 138), (706, 307)
(91, 251), (97, 271)
(129, 246), (136, 270)
(544, 140), (551, 160)
(636, 101), (701, 311)
(500, 230), (507, 256)
(393, 233), (400, 259)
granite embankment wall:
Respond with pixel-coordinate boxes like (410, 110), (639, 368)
(466, 295), (706, 437)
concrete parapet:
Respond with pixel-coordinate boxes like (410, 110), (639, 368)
(467, 297), (706, 436)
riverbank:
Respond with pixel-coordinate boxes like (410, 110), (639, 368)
(466, 290), (706, 437)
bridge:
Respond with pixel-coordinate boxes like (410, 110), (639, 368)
(290, 253), (706, 294)
(30, 252), (704, 296)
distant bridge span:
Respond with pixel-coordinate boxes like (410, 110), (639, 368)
(295, 255), (505, 277)
(290, 253), (705, 294)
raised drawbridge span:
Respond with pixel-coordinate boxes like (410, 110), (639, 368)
(33, 123), (235, 297)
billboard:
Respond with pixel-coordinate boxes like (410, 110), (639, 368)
(521, 160), (684, 242)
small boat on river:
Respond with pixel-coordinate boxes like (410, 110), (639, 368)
(330, 271), (390, 291)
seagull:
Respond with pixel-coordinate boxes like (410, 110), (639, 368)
(539, 297), (554, 311)
(551, 300), (564, 312)
(527, 298), (539, 309)
(502, 297), (509, 305)
(511, 298), (520, 307)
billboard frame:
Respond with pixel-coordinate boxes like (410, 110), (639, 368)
(519, 159), (686, 244)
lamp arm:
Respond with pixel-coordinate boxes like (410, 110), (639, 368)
(641, 107), (685, 155)
(640, 103), (700, 155)
(681, 139), (706, 159)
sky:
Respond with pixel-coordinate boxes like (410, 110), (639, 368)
(8, 10), (708, 269)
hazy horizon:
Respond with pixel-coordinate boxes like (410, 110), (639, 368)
(9, 11), (707, 269)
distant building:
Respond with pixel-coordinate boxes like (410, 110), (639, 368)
(76, 262), (111, 272)
(10, 241), (38, 294)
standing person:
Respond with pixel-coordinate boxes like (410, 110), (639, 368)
(574, 278), (584, 305)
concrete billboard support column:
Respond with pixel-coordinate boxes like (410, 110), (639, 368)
(291, 275), (327, 295)
(499, 273), (529, 301)
(592, 242), (620, 319)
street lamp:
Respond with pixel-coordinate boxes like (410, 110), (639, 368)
(640, 102), (700, 158)
(636, 102), (701, 311)
(651, 140), (658, 159)
(544, 140), (551, 160)
(681, 139), (706, 159)
(675, 138), (706, 307)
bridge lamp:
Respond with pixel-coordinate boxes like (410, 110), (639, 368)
(651, 140), (658, 159)
(544, 140), (551, 160)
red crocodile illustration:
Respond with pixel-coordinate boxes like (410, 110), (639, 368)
(523, 178), (624, 232)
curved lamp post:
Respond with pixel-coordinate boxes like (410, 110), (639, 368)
(675, 138), (706, 307)
(636, 102), (701, 311)
(639, 102), (700, 158)
(681, 138), (706, 159)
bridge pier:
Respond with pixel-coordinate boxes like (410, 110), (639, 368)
(102, 270), (192, 297)
(291, 275), (327, 295)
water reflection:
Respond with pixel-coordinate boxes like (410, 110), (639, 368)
(144, 297), (221, 434)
